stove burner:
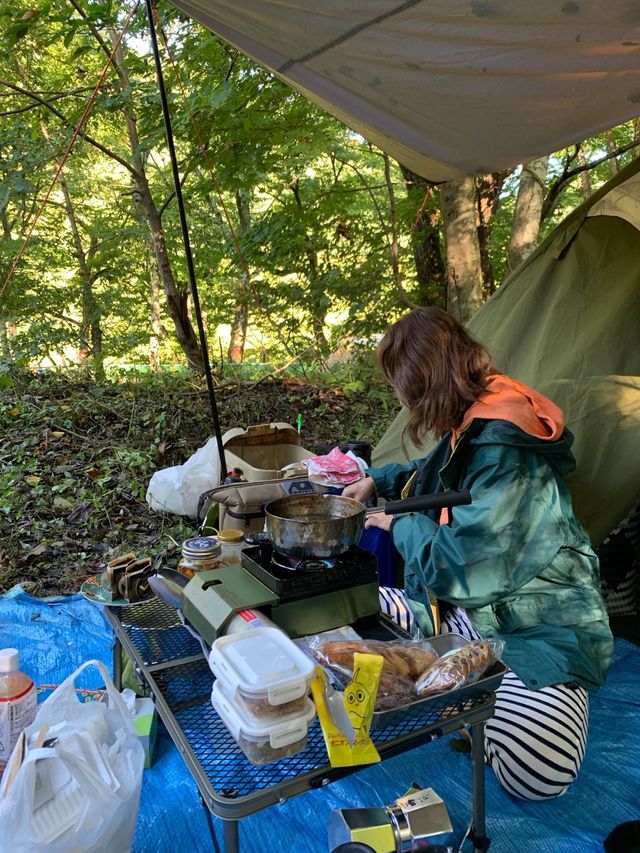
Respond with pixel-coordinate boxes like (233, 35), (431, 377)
(271, 552), (336, 572)
(297, 559), (335, 573)
(241, 543), (378, 601)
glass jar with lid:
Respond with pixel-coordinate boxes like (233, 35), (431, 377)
(178, 536), (223, 578)
(217, 529), (246, 564)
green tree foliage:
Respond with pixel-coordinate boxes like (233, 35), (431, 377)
(1, 0), (639, 373)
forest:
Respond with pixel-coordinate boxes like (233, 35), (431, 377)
(2, 0), (639, 592)
(2, 0), (639, 375)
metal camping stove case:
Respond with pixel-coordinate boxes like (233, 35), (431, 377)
(181, 542), (380, 646)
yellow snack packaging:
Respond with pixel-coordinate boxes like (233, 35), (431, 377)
(311, 652), (383, 767)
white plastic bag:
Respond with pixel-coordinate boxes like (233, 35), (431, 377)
(0, 660), (144, 853)
(146, 435), (221, 517)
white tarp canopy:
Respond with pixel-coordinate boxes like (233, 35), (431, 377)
(170, 0), (640, 181)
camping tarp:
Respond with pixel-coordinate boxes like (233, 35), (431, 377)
(169, 1), (640, 182)
(372, 157), (640, 546)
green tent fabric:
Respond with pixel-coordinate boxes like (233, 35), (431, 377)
(372, 158), (640, 546)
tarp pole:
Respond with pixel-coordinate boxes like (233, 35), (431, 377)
(144, 0), (228, 481)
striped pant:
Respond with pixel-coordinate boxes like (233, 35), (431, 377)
(379, 588), (590, 801)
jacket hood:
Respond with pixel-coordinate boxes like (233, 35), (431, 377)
(452, 376), (575, 476)
(453, 374), (564, 443)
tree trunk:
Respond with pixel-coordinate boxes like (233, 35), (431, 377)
(506, 156), (549, 277)
(606, 130), (620, 177)
(228, 301), (248, 364)
(382, 154), (414, 308)
(58, 174), (105, 380)
(108, 30), (203, 372)
(399, 164), (445, 306)
(149, 264), (162, 372)
(577, 147), (592, 198)
(475, 172), (508, 298)
(0, 318), (11, 359)
(228, 189), (251, 364)
(291, 180), (329, 355)
(439, 177), (484, 323)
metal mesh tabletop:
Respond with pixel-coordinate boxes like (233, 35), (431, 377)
(107, 599), (496, 820)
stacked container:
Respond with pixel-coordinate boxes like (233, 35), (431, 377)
(209, 627), (316, 765)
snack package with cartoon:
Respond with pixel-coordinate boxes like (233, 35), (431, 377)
(311, 651), (383, 767)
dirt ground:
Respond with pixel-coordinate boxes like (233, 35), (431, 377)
(0, 369), (399, 595)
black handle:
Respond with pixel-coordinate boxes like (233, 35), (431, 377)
(381, 489), (472, 515)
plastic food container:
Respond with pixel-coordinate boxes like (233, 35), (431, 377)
(211, 681), (316, 765)
(208, 627), (315, 721)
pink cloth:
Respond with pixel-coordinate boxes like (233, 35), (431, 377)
(301, 447), (362, 485)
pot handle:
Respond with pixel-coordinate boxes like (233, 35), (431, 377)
(368, 489), (472, 516)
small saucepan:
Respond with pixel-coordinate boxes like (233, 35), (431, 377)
(264, 489), (471, 559)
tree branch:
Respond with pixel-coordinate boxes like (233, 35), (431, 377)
(66, 0), (130, 89)
(541, 139), (640, 221)
(0, 80), (137, 176)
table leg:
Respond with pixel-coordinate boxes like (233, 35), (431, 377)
(113, 636), (122, 691)
(223, 820), (240, 853)
(199, 796), (222, 853)
(469, 721), (490, 852)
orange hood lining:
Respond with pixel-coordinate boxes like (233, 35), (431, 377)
(451, 374), (565, 449)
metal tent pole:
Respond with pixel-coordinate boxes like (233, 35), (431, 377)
(144, 0), (227, 481)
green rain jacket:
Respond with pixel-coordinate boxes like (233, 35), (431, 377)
(369, 419), (613, 692)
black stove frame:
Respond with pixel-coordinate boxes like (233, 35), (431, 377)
(240, 543), (378, 601)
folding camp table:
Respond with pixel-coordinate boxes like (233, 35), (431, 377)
(107, 599), (497, 853)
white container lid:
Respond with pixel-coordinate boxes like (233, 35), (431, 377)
(208, 626), (314, 706)
(211, 681), (315, 748)
(0, 648), (19, 673)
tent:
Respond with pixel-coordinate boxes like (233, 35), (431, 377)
(168, 1), (640, 182)
(372, 157), (640, 546)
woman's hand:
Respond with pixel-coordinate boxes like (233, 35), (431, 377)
(342, 475), (376, 503)
(364, 511), (393, 532)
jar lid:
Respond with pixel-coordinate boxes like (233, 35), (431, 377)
(182, 537), (221, 559)
(217, 529), (244, 544)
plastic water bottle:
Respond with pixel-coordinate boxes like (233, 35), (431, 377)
(0, 648), (37, 779)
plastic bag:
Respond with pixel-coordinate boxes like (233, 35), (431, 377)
(311, 637), (438, 711)
(414, 640), (504, 697)
(0, 660), (144, 853)
(146, 435), (221, 517)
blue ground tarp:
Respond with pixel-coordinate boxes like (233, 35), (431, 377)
(2, 587), (639, 852)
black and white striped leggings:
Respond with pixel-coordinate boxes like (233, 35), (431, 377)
(379, 588), (590, 801)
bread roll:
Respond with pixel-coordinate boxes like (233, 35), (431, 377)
(316, 640), (437, 681)
(415, 641), (495, 696)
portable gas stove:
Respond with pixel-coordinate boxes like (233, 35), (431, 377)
(181, 540), (380, 646)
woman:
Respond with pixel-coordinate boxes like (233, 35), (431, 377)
(343, 306), (613, 801)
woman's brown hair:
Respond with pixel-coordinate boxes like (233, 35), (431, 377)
(377, 307), (493, 444)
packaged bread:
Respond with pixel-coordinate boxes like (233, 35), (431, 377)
(313, 639), (437, 711)
(315, 640), (438, 681)
(415, 640), (499, 696)
(374, 671), (417, 711)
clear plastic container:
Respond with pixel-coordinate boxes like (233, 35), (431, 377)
(0, 648), (37, 779)
(208, 627), (315, 720)
(215, 674), (311, 727)
(211, 681), (315, 765)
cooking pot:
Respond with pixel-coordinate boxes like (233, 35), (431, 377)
(264, 489), (471, 559)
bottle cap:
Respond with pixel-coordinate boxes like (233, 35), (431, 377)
(0, 648), (20, 673)
(217, 529), (244, 544)
(181, 537), (221, 560)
